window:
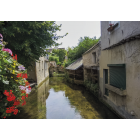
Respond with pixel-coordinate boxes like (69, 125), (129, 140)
(104, 69), (108, 96)
(42, 61), (43, 71)
(107, 64), (126, 90)
(92, 52), (96, 64)
(39, 62), (40, 71)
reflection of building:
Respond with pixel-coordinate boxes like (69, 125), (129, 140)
(65, 57), (84, 85)
(99, 21), (140, 118)
(27, 55), (50, 86)
(37, 79), (49, 119)
(82, 42), (101, 84)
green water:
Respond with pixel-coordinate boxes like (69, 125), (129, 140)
(9, 77), (119, 119)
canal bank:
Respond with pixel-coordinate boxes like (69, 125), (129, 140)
(8, 77), (120, 119)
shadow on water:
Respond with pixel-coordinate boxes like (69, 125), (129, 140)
(66, 82), (120, 119)
(8, 77), (120, 119)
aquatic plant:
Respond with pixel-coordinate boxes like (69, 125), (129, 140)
(0, 34), (31, 118)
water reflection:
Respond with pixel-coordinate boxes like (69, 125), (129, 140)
(9, 77), (119, 119)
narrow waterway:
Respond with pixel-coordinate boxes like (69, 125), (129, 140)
(9, 77), (119, 119)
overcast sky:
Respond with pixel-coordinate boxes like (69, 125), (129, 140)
(55, 21), (100, 50)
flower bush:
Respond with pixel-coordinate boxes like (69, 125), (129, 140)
(0, 34), (31, 118)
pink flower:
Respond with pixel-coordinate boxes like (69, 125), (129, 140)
(19, 86), (26, 90)
(0, 34), (3, 39)
(2, 48), (13, 55)
(18, 65), (25, 71)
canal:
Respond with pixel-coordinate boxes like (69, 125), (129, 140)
(9, 77), (119, 119)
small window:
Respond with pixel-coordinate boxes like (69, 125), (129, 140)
(92, 52), (96, 64)
(108, 64), (126, 90)
(42, 61), (43, 71)
(39, 62), (40, 71)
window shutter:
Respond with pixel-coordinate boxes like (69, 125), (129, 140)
(105, 69), (109, 96)
(108, 65), (126, 90)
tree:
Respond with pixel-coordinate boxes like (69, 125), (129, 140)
(0, 21), (67, 68)
(52, 49), (66, 63)
(67, 36), (99, 66)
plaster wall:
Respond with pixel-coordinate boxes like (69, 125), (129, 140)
(101, 21), (140, 50)
(36, 57), (49, 85)
(99, 39), (140, 118)
(83, 45), (100, 67)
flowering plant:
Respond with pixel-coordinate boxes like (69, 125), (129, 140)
(0, 34), (31, 118)
(109, 23), (114, 27)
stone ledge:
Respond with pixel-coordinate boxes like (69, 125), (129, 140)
(105, 84), (126, 96)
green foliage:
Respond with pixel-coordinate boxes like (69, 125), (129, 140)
(57, 62), (61, 65)
(67, 36), (99, 63)
(52, 49), (66, 63)
(84, 80), (98, 93)
(0, 21), (67, 68)
(49, 55), (59, 64)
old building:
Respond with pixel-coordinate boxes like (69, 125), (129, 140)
(27, 55), (50, 86)
(50, 61), (57, 67)
(99, 21), (140, 118)
(82, 42), (101, 84)
(65, 57), (84, 85)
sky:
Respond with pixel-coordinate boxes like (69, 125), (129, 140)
(55, 21), (100, 50)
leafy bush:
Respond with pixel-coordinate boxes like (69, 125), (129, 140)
(84, 80), (98, 93)
(0, 34), (31, 118)
(67, 36), (99, 62)
(49, 55), (59, 64)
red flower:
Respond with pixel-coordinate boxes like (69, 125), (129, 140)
(13, 100), (20, 106)
(15, 54), (17, 61)
(12, 54), (17, 61)
(10, 90), (12, 95)
(21, 96), (25, 100)
(6, 108), (12, 113)
(13, 109), (18, 115)
(3, 116), (6, 119)
(3, 90), (9, 96)
(22, 100), (26, 106)
(17, 73), (22, 78)
(21, 91), (25, 93)
(22, 73), (28, 79)
(7, 94), (16, 101)
(25, 81), (29, 86)
(9, 106), (15, 112)
(26, 94), (28, 98)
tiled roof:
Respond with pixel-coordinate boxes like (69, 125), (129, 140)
(65, 58), (83, 70)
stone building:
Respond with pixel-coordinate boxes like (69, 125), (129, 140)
(50, 61), (57, 67)
(27, 55), (50, 86)
(82, 42), (101, 84)
(99, 21), (140, 118)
